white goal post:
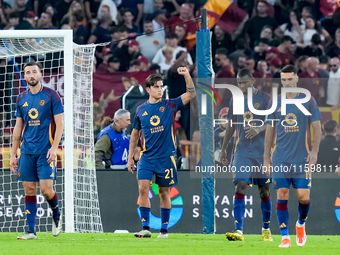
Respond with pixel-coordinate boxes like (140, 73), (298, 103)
(0, 30), (103, 233)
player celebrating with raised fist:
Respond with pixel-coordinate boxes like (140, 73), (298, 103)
(127, 67), (196, 238)
(10, 62), (64, 240)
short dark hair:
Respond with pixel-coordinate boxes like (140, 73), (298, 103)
(237, 68), (253, 78)
(23, 62), (42, 72)
(8, 11), (19, 19)
(324, 120), (337, 134)
(145, 73), (165, 87)
(166, 33), (178, 39)
(215, 47), (228, 57)
(144, 19), (153, 24)
(280, 65), (297, 75)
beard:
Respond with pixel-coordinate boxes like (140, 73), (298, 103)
(27, 79), (39, 87)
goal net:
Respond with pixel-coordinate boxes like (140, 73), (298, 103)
(0, 30), (103, 233)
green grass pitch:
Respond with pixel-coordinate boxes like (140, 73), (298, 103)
(0, 233), (339, 255)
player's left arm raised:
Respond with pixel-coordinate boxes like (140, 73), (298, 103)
(178, 67), (196, 105)
(47, 113), (63, 164)
(307, 120), (321, 167)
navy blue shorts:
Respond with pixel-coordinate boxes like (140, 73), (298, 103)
(232, 155), (271, 186)
(272, 161), (311, 189)
(137, 155), (178, 187)
(17, 154), (57, 182)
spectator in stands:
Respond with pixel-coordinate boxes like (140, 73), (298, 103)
(254, 25), (276, 47)
(121, 8), (138, 38)
(327, 57), (340, 108)
(136, 20), (165, 62)
(127, 60), (141, 72)
(157, 44), (174, 76)
(55, 0), (72, 24)
(166, 3), (196, 36)
(256, 60), (272, 92)
(136, 55), (150, 71)
(72, 9), (88, 44)
(254, 38), (270, 62)
(301, 33), (324, 57)
(152, 33), (192, 66)
(275, 11), (304, 43)
(296, 55), (309, 74)
(0, 0), (11, 29)
(152, 9), (166, 39)
(36, 11), (55, 29)
(119, 0), (144, 29)
(96, 0), (118, 25)
(87, 6), (112, 44)
(84, 0), (101, 23)
(321, 9), (340, 38)
(43, 4), (59, 28)
(113, 39), (140, 72)
(228, 38), (251, 73)
(175, 24), (186, 47)
(3, 10), (19, 30)
(326, 28), (340, 58)
(319, 55), (330, 71)
(246, 0), (278, 47)
(318, 120), (340, 172)
(212, 25), (233, 58)
(299, 57), (323, 103)
(110, 25), (129, 52)
(300, 5), (312, 28)
(97, 56), (120, 73)
(245, 57), (261, 78)
(276, 35), (295, 65)
(60, 0), (86, 28)
(302, 17), (329, 47)
(214, 48), (234, 79)
(13, 0), (26, 21)
(22, 10), (35, 28)
(234, 55), (247, 75)
(95, 109), (131, 169)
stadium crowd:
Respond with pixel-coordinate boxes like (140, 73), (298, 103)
(1, 0), (340, 141)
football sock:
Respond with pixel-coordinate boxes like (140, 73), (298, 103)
(25, 196), (37, 233)
(234, 193), (245, 231)
(139, 207), (150, 230)
(298, 200), (311, 225)
(47, 192), (60, 219)
(160, 208), (171, 233)
(260, 194), (272, 229)
(276, 199), (289, 236)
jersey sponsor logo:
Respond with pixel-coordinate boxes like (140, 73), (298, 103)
(243, 111), (253, 122)
(142, 111), (148, 116)
(159, 106), (165, 112)
(254, 103), (260, 109)
(23, 102), (28, 107)
(150, 115), (161, 126)
(39, 100), (45, 106)
(279, 223), (287, 228)
(285, 113), (297, 125)
(28, 108), (39, 119)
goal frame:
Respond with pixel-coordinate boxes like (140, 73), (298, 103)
(0, 30), (75, 233)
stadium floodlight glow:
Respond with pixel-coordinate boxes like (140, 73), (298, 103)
(0, 30), (103, 233)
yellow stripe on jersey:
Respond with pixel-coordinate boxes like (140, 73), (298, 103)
(234, 130), (240, 153)
(171, 125), (176, 147)
(271, 133), (277, 161)
(49, 124), (54, 146)
(170, 155), (177, 170)
(305, 130), (310, 154)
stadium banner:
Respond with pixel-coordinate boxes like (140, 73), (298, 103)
(0, 170), (339, 234)
(95, 170), (340, 235)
